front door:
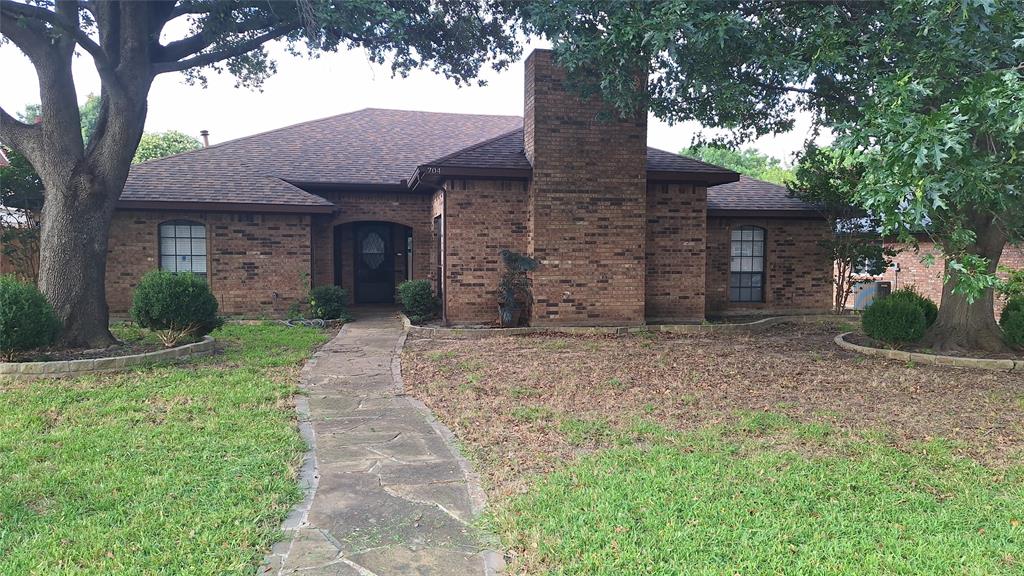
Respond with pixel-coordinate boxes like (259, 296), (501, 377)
(354, 222), (394, 304)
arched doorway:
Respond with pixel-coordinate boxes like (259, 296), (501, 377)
(334, 221), (413, 304)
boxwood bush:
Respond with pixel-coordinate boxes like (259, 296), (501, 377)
(0, 275), (60, 360)
(130, 271), (222, 347)
(1000, 298), (1024, 348)
(886, 286), (938, 327)
(862, 296), (927, 345)
(309, 285), (349, 320)
(397, 279), (438, 324)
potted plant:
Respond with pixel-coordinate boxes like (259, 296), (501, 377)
(497, 249), (539, 327)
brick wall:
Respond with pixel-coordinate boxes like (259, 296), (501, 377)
(443, 178), (529, 324)
(645, 183), (707, 322)
(309, 190), (434, 303)
(106, 210), (312, 317)
(706, 217), (832, 315)
(524, 49), (649, 326)
(881, 241), (1024, 315)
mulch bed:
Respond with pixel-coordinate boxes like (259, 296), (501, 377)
(11, 341), (166, 363)
(845, 331), (1023, 360)
(402, 320), (1024, 498)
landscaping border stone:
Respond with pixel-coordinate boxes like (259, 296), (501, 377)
(403, 314), (852, 340)
(834, 332), (1021, 372)
(0, 336), (216, 381)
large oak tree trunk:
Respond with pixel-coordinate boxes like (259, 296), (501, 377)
(37, 176), (120, 348)
(920, 218), (1009, 354)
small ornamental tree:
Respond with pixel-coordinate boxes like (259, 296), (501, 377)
(787, 145), (898, 314)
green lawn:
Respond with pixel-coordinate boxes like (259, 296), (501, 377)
(493, 417), (1024, 576)
(0, 323), (328, 575)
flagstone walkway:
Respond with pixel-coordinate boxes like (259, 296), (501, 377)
(263, 309), (503, 575)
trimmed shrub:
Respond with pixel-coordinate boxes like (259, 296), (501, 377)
(309, 285), (348, 320)
(1000, 298), (1024, 348)
(0, 275), (59, 360)
(130, 271), (222, 347)
(862, 296), (927, 345)
(887, 286), (938, 327)
(397, 279), (437, 324)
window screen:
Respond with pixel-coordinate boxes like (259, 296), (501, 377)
(729, 226), (765, 303)
(159, 220), (207, 277)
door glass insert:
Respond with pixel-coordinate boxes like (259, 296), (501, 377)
(362, 232), (385, 270)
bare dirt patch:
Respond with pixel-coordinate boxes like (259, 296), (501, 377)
(402, 320), (1024, 497)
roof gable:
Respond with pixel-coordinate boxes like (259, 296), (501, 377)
(707, 175), (820, 215)
(414, 128), (739, 186)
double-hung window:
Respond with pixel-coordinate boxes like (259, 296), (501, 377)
(729, 226), (765, 303)
(159, 220), (207, 277)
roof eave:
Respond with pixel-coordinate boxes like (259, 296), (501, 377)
(116, 199), (336, 214)
(707, 208), (825, 219)
(411, 165), (533, 188)
(647, 171), (740, 186)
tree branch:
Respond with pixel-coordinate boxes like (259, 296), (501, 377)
(0, 0), (121, 93)
(152, 24), (296, 75)
(169, 0), (272, 19)
(0, 106), (41, 157)
(159, 14), (279, 62)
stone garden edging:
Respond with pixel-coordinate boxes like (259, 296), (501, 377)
(834, 332), (1021, 372)
(0, 336), (216, 381)
(403, 314), (849, 340)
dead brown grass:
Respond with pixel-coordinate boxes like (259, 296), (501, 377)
(402, 319), (1024, 498)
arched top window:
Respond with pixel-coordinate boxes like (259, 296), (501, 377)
(159, 220), (207, 277)
(730, 225), (765, 303)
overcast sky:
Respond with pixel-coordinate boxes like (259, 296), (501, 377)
(1, 36), (825, 165)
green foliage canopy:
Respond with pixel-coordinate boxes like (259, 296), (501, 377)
(133, 130), (202, 164)
(678, 146), (792, 184)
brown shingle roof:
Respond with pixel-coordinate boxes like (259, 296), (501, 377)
(416, 128), (739, 186)
(708, 175), (820, 215)
(121, 108), (812, 216)
(121, 109), (522, 210)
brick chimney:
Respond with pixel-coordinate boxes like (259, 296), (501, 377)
(523, 49), (649, 325)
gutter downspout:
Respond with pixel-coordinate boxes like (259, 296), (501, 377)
(440, 183), (448, 325)
(411, 169), (448, 325)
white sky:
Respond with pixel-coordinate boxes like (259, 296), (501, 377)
(1, 35), (826, 165)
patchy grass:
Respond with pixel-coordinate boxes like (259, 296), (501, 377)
(0, 323), (329, 575)
(403, 320), (1024, 574)
(495, 422), (1024, 575)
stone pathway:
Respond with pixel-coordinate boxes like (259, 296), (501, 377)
(263, 309), (503, 576)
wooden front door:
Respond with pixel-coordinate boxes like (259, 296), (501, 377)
(353, 222), (394, 304)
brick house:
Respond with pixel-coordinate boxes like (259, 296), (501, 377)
(107, 49), (832, 325)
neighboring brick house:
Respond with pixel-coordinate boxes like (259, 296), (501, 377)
(109, 49), (832, 325)
(873, 240), (1023, 316)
